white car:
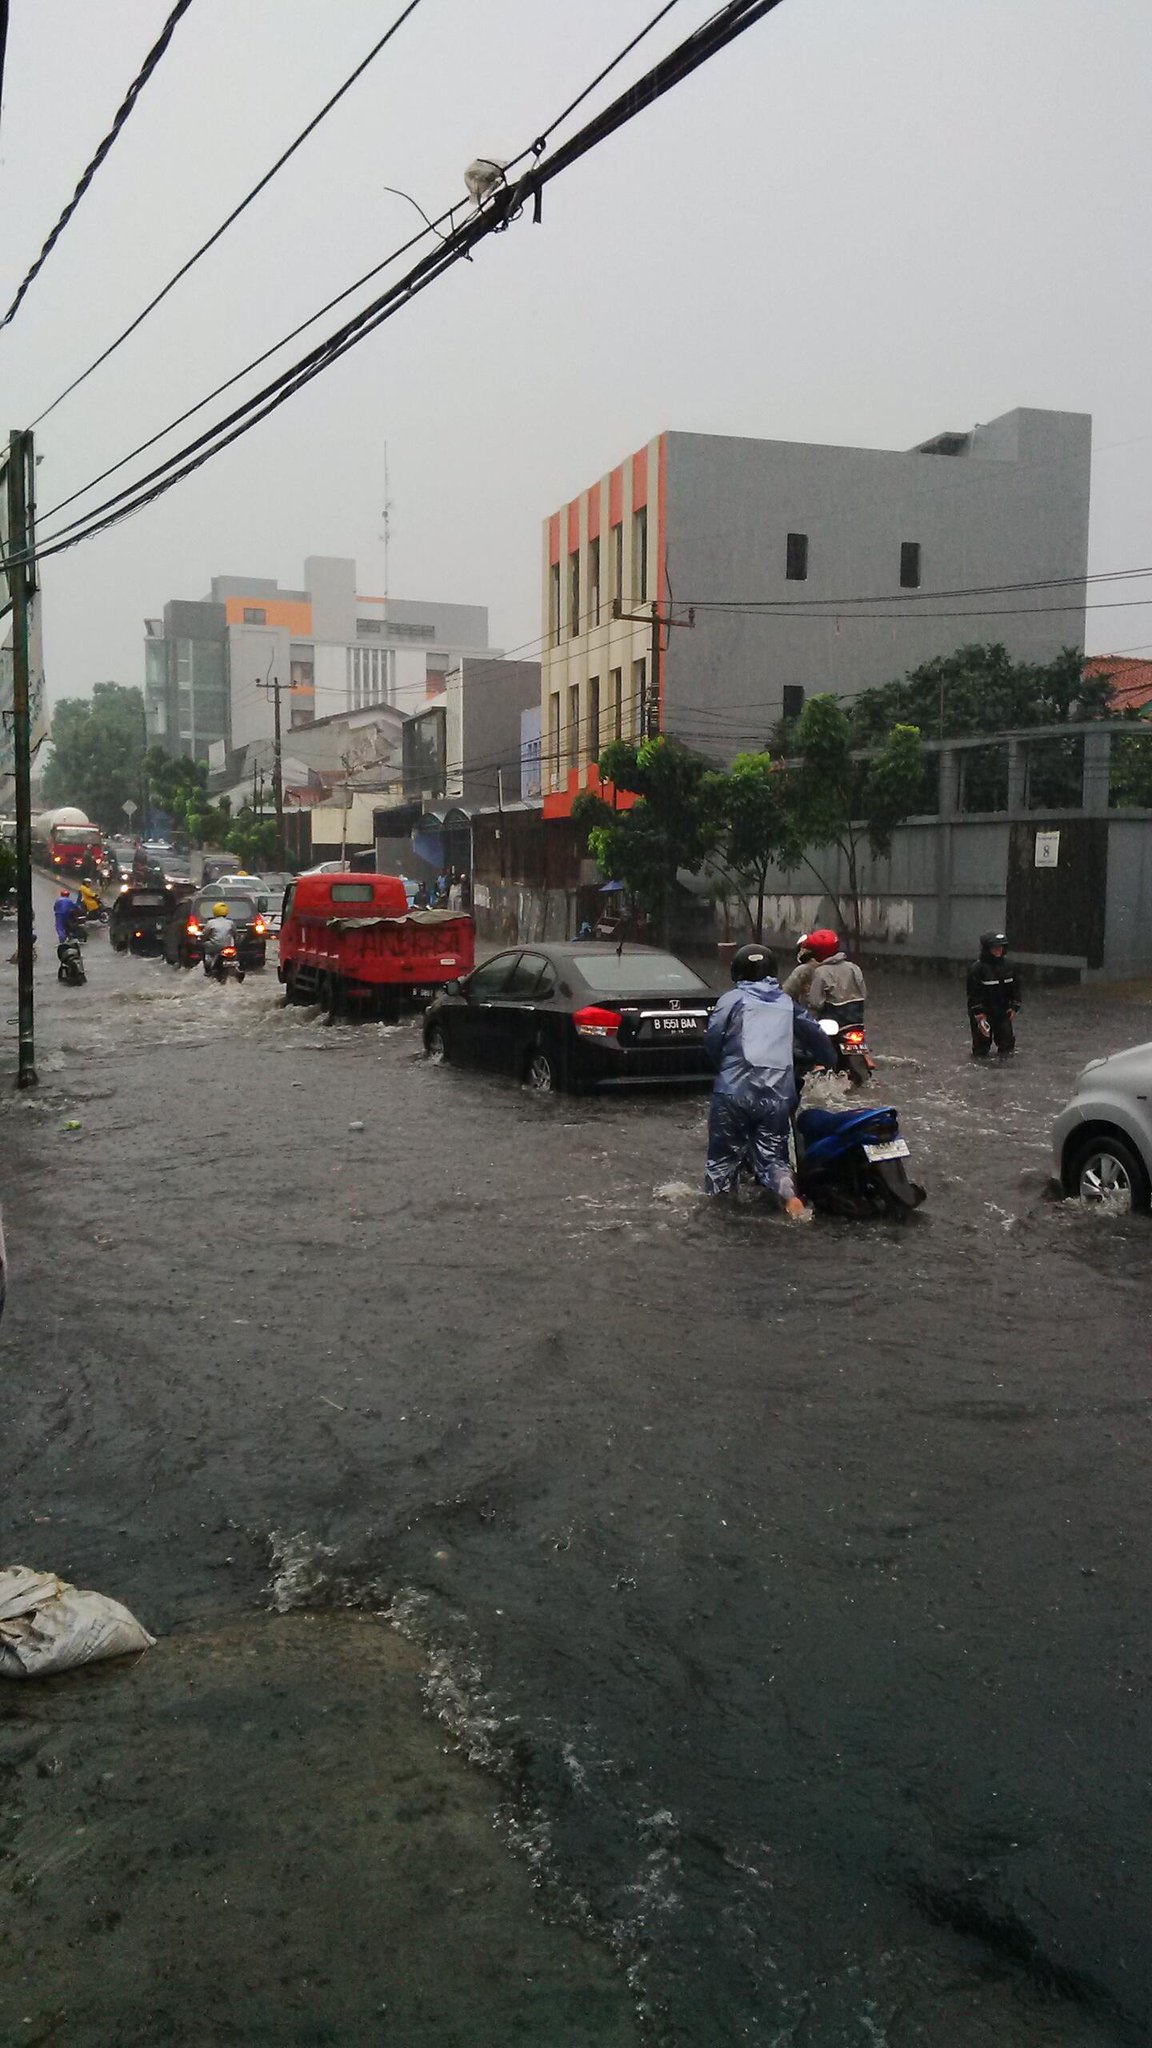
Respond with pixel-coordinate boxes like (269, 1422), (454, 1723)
(1052, 1040), (1152, 1212)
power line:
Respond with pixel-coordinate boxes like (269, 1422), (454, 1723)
(0, 0), (196, 333)
(28, 0), (426, 424)
(0, 0), (10, 149)
(35, 0), (692, 531)
(13, 0), (788, 570)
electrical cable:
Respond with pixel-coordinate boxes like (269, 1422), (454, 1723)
(36, 0), (692, 529)
(0, 0), (196, 334)
(0, 0), (10, 148)
(27, 0), (426, 423)
(12, 0), (787, 569)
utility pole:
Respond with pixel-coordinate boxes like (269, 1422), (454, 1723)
(611, 598), (695, 738)
(255, 671), (285, 869)
(6, 430), (38, 1089)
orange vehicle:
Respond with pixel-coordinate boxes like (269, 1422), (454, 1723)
(277, 871), (474, 1018)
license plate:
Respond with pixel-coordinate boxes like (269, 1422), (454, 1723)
(411, 984), (436, 999)
(651, 1014), (701, 1035)
(863, 1138), (909, 1162)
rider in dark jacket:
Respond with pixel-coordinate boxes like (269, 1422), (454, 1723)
(967, 931), (1020, 1057)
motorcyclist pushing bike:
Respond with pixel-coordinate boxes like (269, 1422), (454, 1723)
(53, 888), (83, 945)
(704, 942), (829, 1220)
(967, 930), (1019, 1058)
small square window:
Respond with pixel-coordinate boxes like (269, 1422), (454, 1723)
(243, 606), (266, 624)
(785, 533), (808, 582)
(900, 541), (921, 589)
(782, 685), (805, 722)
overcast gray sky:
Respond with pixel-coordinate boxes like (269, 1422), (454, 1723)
(2, 0), (1150, 704)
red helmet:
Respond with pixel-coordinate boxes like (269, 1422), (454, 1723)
(800, 927), (839, 961)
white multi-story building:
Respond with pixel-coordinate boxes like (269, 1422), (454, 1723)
(539, 407), (1091, 817)
(146, 556), (497, 759)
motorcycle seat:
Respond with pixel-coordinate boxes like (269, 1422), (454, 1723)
(796, 1105), (896, 1140)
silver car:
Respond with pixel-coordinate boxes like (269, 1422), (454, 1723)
(1052, 1040), (1152, 1212)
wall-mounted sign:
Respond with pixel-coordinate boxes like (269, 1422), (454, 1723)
(1034, 830), (1060, 869)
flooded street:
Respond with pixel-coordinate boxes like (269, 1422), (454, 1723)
(3, 882), (1151, 2045)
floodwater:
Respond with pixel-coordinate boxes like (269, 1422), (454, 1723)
(2, 879), (1150, 2045)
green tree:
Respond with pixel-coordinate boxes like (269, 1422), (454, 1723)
(709, 751), (805, 940)
(225, 807), (277, 872)
(789, 696), (925, 953)
(849, 643), (1111, 746)
(572, 736), (722, 941)
(41, 683), (146, 828)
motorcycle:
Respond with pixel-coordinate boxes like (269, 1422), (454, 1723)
(815, 1011), (874, 1087)
(205, 940), (245, 985)
(785, 1022), (922, 1214)
(56, 933), (87, 986)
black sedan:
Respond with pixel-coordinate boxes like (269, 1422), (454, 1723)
(422, 943), (716, 1092)
(162, 888), (268, 971)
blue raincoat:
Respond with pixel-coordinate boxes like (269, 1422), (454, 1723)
(704, 976), (827, 1198)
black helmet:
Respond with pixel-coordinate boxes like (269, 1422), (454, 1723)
(980, 930), (1008, 952)
(731, 942), (777, 983)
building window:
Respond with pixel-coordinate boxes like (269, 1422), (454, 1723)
(569, 549), (581, 639)
(900, 541), (921, 589)
(785, 532), (808, 581)
(589, 536), (600, 627)
(549, 562), (561, 646)
(633, 506), (648, 602)
(549, 691), (562, 790)
(610, 666), (623, 740)
(632, 657), (647, 737)
(568, 683), (580, 768)
(611, 522), (623, 608)
(243, 607), (266, 624)
(782, 684), (805, 722)
(588, 676), (601, 760)
(357, 618), (382, 635)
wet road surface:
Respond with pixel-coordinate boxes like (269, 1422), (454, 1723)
(2, 880), (1151, 2045)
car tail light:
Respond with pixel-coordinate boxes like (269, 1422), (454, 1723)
(187, 918), (201, 935)
(573, 1004), (623, 1040)
(253, 918), (266, 935)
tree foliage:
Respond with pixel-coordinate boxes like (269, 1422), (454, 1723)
(41, 683), (145, 828)
(224, 808), (277, 871)
(788, 696), (925, 951)
(572, 737), (722, 938)
(849, 643), (1112, 746)
(710, 752), (804, 940)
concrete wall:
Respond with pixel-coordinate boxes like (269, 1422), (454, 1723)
(663, 407), (1091, 744)
(447, 657), (541, 806)
(227, 623), (292, 750)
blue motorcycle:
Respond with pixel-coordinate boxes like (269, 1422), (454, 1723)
(795, 1098), (926, 1216)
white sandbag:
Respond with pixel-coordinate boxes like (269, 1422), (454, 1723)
(0, 1565), (155, 1677)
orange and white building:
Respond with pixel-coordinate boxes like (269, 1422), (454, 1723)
(540, 408), (1092, 815)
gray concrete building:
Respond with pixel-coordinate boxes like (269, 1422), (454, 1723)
(540, 407), (1092, 814)
(144, 600), (228, 762)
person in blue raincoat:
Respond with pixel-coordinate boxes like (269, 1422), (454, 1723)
(704, 942), (829, 1218)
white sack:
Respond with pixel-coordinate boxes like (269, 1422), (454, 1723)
(0, 1565), (155, 1678)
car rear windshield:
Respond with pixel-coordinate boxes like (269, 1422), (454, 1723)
(198, 895), (257, 919)
(570, 953), (709, 997)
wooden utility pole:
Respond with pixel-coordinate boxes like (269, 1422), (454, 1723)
(6, 431), (38, 1088)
